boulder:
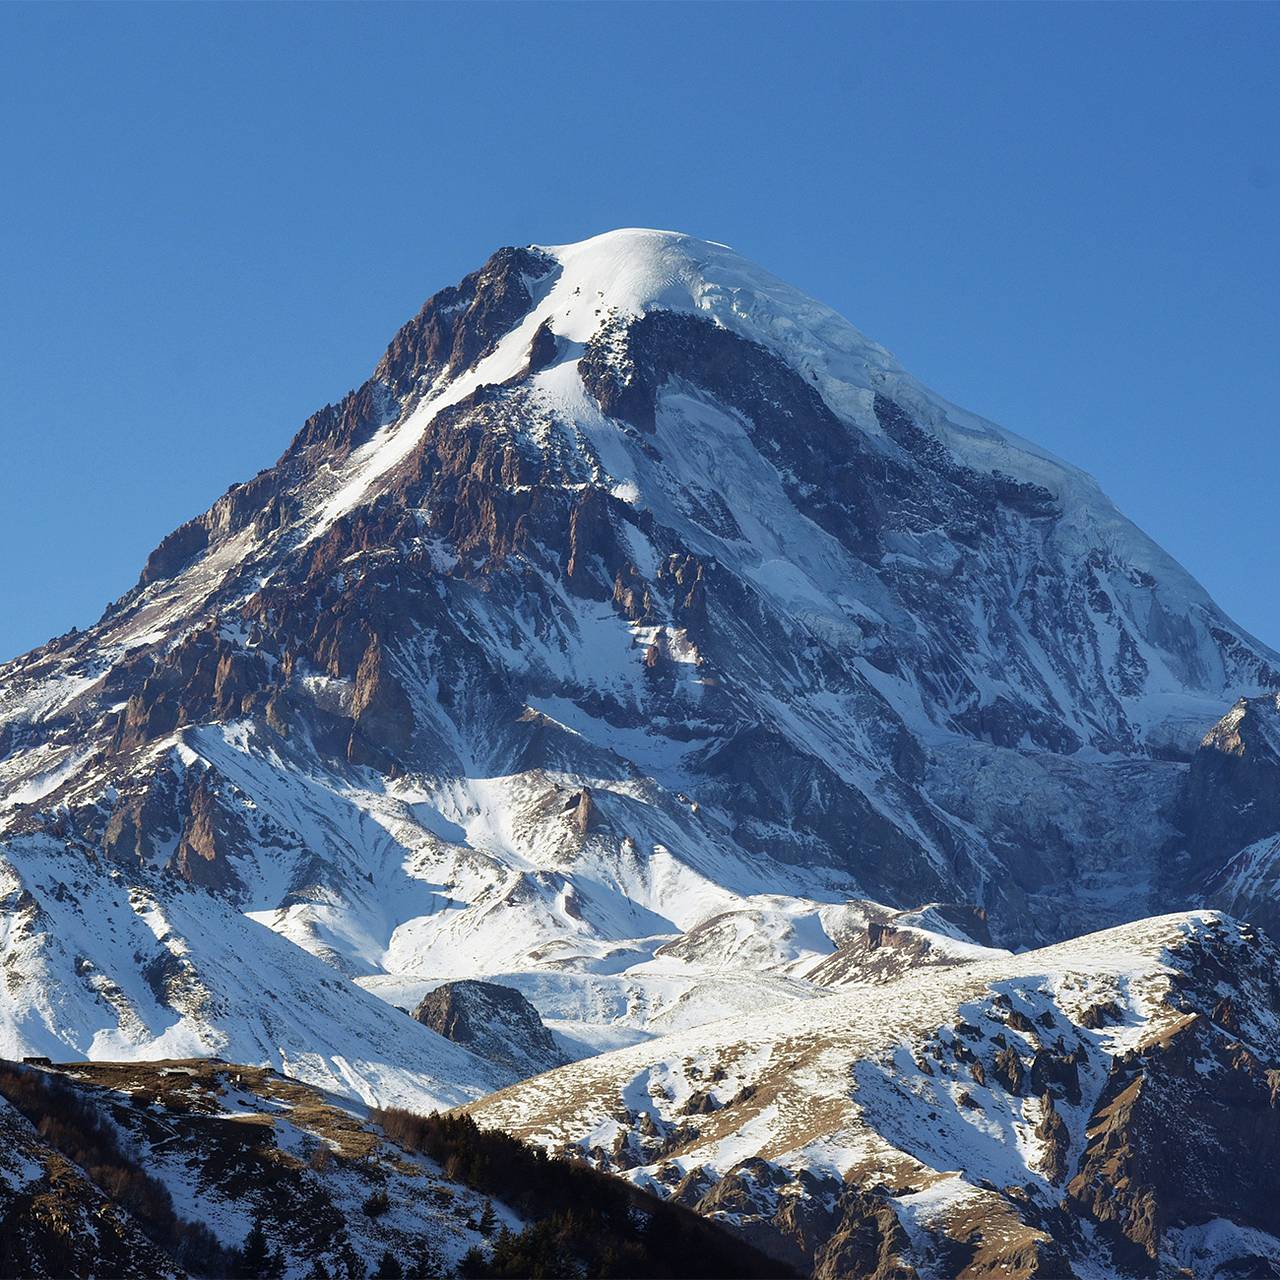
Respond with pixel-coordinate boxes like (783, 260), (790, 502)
(412, 980), (566, 1081)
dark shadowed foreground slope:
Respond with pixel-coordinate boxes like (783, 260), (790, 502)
(0, 1058), (788, 1279)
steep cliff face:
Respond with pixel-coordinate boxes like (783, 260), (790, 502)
(0, 228), (1275, 1104)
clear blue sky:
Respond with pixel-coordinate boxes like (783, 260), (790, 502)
(1, 2), (1276, 663)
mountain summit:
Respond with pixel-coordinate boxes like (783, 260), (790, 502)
(0, 229), (1276, 1105)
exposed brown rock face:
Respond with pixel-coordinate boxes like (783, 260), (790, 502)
(384, 247), (555, 393)
(284, 246), (556, 470)
(812, 1192), (917, 1280)
(172, 769), (247, 893)
(1028, 1043), (1082, 1105)
(99, 762), (248, 895)
(523, 316), (559, 376)
(136, 467), (294, 593)
(915, 1191), (1078, 1280)
(106, 625), (272, 754)
(102, 772), (178, 866)
(287, 381), (390, 464)
(686, 1160), (849, 1275)
(561, 787), (594, 835)
(1077, 998), (1123, 1029)
(348, 637), (414, 768)
(1034, 1091), (1070, 1184)
(139, 520), (208, 587)
(565, 487), (621, 599)
(992, 1045), (1025, 1095)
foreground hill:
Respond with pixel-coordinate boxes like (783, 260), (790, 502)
(1, 229), (1277, 1099)
(468, 910), (1280, 1278)
(0, 1057), (784, 1279)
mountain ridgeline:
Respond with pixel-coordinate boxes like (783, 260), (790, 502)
(2, 229), (1279, 1277)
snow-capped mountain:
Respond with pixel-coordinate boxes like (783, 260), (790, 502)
(0, 228), (1276, 1105)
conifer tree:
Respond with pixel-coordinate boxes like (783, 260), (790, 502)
(234, 1216), (285, 1279)
(405, 1239), (441, 1278)
(373, 1251), (404, 1280)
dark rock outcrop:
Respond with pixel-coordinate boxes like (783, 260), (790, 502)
(1068, 1008), (1280, 1273)
(1034, 1091), (1070, 1184)
(812, 1191), (917, 1280)
(1176, 694), (1280, 937)
(1182, 696), (1280, 862)
(412, 980), (566, 1081)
